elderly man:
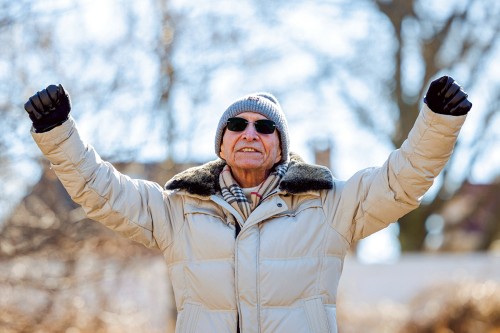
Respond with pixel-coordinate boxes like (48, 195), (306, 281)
(24, 76), (471, 333)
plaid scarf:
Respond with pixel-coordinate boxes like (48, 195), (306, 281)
(219, 162), (288, 221)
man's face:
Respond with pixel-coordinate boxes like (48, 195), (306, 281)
(220, 112), (281, 182)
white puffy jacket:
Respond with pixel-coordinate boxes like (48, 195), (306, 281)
(32, 105), (466, 333)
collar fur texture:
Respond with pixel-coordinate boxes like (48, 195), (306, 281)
(165, 153), (333, 196)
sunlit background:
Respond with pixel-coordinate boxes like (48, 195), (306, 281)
(1, 0), (499, 332)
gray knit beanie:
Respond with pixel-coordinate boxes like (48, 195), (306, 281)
(214, 92), (290, 163)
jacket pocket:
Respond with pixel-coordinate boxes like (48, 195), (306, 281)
(303, 297), (332, 333)
(177, 302), (201, 333)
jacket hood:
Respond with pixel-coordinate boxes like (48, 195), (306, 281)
(164, 153), (334, 196)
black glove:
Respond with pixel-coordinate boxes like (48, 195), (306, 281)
(424, 76), (472, 116)
(24, 84), (71, 132)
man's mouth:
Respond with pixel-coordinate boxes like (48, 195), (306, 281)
(240, 148), (258, 152)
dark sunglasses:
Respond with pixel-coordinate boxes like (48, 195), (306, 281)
(226, 117), (276, 134)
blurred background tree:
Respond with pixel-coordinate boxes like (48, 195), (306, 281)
(373, 0), (500, 251)
(0, 0), (500, 332)
(0, 0), (499, 331)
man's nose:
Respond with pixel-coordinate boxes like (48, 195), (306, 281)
(242, 123), (259, 140)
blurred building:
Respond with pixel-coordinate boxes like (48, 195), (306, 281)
(426, 181), (500, 252)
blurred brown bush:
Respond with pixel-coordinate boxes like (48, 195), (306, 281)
(402, 280), (500, 333)
(338, 280), (500, 333)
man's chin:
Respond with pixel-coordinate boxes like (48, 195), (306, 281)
(231, 156), (267, 168)
(234, 160), (263, 169)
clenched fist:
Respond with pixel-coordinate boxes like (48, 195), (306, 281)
(424, 76), (472, 116)
(24, 84), (71, 132)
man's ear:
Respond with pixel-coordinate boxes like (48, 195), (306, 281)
(219, 129), (227, 160)
(275, 151), (281, 163)
(275, 133), (282, 163)
(274, 144), (282, 163)
(220, 142), (226, 160)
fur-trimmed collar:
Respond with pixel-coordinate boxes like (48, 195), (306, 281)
(165, 153), (333, 196)
(164, 153), (334, 196)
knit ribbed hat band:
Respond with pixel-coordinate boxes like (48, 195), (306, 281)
(214, 93), (290, 163)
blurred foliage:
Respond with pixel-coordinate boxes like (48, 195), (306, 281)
(0, 0), (499, 331)
(0, 163), (178, 333)
(370, 0), (500, 251)
(403, 280), (500, 333)
(337, 280), (500, 333)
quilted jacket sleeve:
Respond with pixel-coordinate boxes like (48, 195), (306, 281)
(31, 117), (174, 251)
(327, 105), (467, 243)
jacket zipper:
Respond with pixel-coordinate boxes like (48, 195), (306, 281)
(235, 232), (242, 333)
(211, 195), (244, 333)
